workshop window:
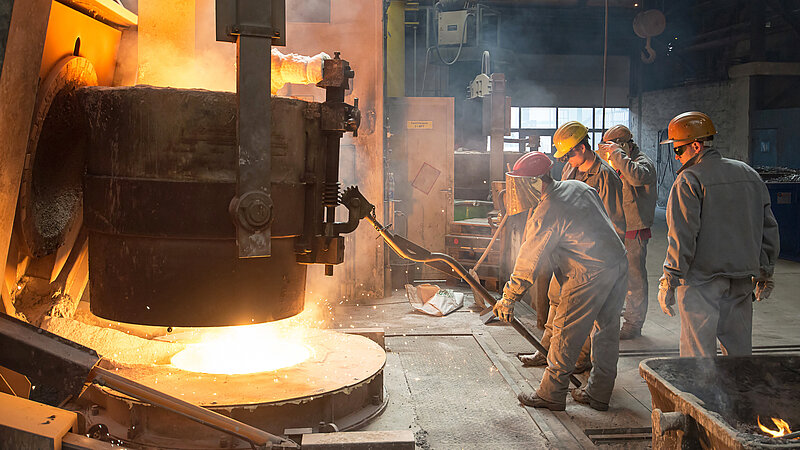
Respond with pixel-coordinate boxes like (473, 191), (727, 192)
(520, 107), (556, 128)
(507, 106), (630, 154)
(557, 108), (594, 128)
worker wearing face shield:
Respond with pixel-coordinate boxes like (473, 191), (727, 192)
(658, 111), (780, 357)
(493, 151), (628, 411)
(596, 125), (657, 340)
(518, 121), (625, 372)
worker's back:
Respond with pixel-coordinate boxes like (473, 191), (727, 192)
(533, 180), (627, 280)
(665, 148), (779, 284)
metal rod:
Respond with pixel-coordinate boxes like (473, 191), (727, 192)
(473, 213), (508, 272)
(90, 367), (296, 448)
(366, 214), (582, 387)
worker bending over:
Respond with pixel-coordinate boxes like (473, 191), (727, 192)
(493, 151), (627, 411)
(519, 121), (625, 371)
(658, 111), (780, 357)
(598, 125), (657, 340)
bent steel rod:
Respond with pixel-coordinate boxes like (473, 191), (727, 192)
(365, 213), (582, 388)
(91, 367), (297, 449)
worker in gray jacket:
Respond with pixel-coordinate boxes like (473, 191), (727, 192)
(519, 121), (625, 370)
(598, 125), (657, 340)
(658, 111), (780, 357)
(494, 151), (627, 412)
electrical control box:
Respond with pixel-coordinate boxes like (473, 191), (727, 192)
(438, 10), (470, 46)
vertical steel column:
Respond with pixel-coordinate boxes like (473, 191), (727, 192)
(217, 0), (286, 258)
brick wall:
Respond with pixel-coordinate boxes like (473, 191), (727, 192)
(630, 78), (751, 204)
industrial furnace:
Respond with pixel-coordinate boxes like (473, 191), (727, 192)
(0, 0), (391, 448)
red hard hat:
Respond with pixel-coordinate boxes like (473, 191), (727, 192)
(510, 151), (553, 178)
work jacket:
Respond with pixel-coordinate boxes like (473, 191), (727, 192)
(662, 148), (780, 288)
(503, 180), (627, 302)
(562, 154), (626, 238)
(608, 144), (657, 231)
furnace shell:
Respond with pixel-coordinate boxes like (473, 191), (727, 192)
(77, 86), (328, 326)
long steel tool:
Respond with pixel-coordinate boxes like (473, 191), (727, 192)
(341, 187), (582, 388)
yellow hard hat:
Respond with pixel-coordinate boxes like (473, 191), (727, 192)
(553, 121), (589, 158)
(660, 111), (716, 147)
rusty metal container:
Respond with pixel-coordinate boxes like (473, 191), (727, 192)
(79, 86), (326, 326)
(640, 356), (800, 449)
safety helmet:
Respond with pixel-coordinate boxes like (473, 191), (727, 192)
(660, 111), (716, 147)
(510, 151), (553, 178)
(602, 124), (633, 143)
(506, 152), (552, 215)
(553, 121), (589, 158)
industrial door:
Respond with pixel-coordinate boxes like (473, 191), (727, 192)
(388, 97), (455, 280)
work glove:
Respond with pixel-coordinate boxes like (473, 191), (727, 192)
(493, 296), (516, 323)
(754, 276), (775, 302)
(657, 278), (676, 317)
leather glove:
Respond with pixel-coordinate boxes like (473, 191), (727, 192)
(754, 276), (775, 302)
(493, 297), (516, 323)
(657, 278), (676, 317)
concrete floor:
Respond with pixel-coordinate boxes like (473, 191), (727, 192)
(334, 208), (800, 449)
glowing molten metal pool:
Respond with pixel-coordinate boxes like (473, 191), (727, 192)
(169, 323), (314, 375)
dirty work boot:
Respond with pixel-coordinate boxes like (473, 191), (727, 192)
(619, 323), (642, 340)
(519, 352), (547, 367)
(518, 392), (566, 411)
(571, 388), (609, 411)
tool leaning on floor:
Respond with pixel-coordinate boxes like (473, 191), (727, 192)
(493, 151), (628, 412)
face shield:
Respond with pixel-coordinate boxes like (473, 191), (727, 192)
(505, 173), (545, 216)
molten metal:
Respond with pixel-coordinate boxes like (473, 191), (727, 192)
(167, 305), (331, 375)
(170, 323), (313, 375)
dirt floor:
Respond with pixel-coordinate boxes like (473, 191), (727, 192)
(334, 208), (800, 449)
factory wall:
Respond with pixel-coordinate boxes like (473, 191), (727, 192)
(630, 78), (751, 205)
(506, 54), (631, 107)
(0, 0), (52, 311)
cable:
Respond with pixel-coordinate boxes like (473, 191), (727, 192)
(481, 50), (491, 75)
(601, 0), (609, 130)
(421, 46), (433, 95)
(433, 1), (474, 66)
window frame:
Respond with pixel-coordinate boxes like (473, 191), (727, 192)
(505, 106), (630, 154)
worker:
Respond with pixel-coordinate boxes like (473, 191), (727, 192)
(493, 151), (627, 411)
(519, 121), (625, 371)
(597, 125), (657, 340)
(658, 111), (780, 357)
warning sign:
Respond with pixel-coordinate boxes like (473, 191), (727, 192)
(407, 120), (433, 129)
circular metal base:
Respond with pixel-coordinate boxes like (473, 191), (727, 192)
(78, 330), (386, 448)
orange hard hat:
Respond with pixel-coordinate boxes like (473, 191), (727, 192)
(603, 124), (633, 143)
(660, 111), (716, 147)
(510, 151), (553, 178)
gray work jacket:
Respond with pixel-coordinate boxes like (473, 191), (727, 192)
(662, 148), (780, 288)
(608, 144), (657, 231)
(503, 180), (627, 302)
(562, 154), (626, 238)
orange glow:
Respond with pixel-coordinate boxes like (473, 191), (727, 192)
(167, 299), (333, 375)
(170, 323), (313, 375)
(758, 416), (795, 438)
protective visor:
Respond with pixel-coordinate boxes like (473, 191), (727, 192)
(505, 173), (545, 215)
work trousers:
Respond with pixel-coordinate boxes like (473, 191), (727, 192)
(537, 259), (627, 405)
(622, 236), (649, 329)
(540, 274), (591, 364)
(676, 277), (754, 357)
